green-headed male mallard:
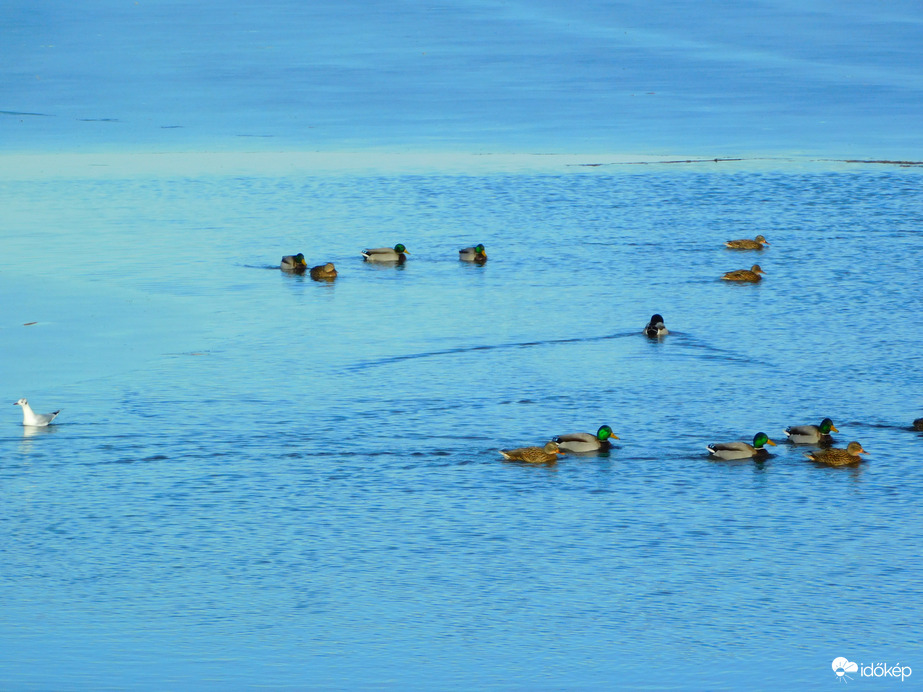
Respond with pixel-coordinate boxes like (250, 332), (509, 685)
(707, 432), (776, 460)
(309, 262), (337, 280)
(459, 244), (487, 262)
(784, 417), (838, 444)
(553, 425), (619, 453)
(725, 235), (770, 250)
(500, 441), (564, 463)
(281, 253), (308, 272)
(361, 244), (409, 263)
(804, 441), (867, 466)
(722, 264), (764, 282)
(644, 314), (668, 338)
(14, 398), (60, 427)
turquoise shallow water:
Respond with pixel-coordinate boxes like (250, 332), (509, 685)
(1, 159), (922, 689)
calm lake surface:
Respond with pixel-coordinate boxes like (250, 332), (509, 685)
(3, 1), (923, 690)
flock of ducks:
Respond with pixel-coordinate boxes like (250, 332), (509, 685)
(280, 243), (486, 279)
(15, 234), (921, 469)
(284, 238), (762, 284)
(491, 233), (918, 468)
(498, 400), (873, 468)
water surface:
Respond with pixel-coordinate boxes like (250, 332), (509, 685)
(2, 160), (922, 689)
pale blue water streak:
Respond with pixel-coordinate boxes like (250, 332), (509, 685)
(1, 163), (922, 689)
(3, 0), (923, 156)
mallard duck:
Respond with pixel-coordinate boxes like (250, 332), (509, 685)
(361, 244), (408, 262)
(553, 425), (619, 453)
(281, 253), (308, 272)
(725, 235), (770, 250)
(644, 314), (668, 338)
(707, 432), (776, 460)
(309, 262), (337, 280)
(784, 417), (838, 444)
(499, 441), (564, 463)
(913, 417), (923, 431)
(721, 264), (764, 282)
(14, 398), (60, 427)
(459, 244), (487, 262)
(804, 441), (867, 466)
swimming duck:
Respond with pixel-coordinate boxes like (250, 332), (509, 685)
(721, 264), (764, 282)
(553, 425), (619, 453)
(459, 244), (487, 262)
(913, 418), (923, 431)
(784, 418), (838, 444)
(309, 262), (338, 280)
(361, 244), (409, 263)
(281, 253), (308, 272)
(803, 441), (867, 466)
(725, 235), (770, 250)
(644, 314), (668, 338)
(707, 432), (776, 460)
(499, 441), (564, 463)
(14, 398), (60, 427)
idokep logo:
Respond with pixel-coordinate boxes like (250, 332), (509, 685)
(832, 657), (912, 683)
(832, 658), (858, 682)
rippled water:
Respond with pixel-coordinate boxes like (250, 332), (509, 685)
(4, 0), (923, 687)
(2, 159), (922, 688)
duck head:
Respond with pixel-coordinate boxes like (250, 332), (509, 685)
(596, 425), (619, 442)
(753, 432), (777, 449)
(819, 418), (838, 434)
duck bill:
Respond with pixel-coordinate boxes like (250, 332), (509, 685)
(766, 439), (777, 446)
(610, 435), (620, 440)
(830, 425), (839, 433)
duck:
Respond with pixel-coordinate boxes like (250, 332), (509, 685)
(913, 418), (923, 431)
(803, 441), (867, 466)
(725, 235), (770, 250)
(459, 244), (487, 262)
(14, 398), (60, 427)
(707, 432), (777, 460)
(721, 264), (764, 282)
(553, 425), (619, 453)
(361, 244), (409, 263)
(499, 441), (564, 463)
(644, 314), (668, 338)
(784, 417), (838, 444)
(280, 253), (308, 272)
(309, 262), (338, 280)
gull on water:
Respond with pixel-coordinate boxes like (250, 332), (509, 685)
(14, 398), (61, 427)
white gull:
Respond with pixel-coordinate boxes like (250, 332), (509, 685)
(14, 398), (61, 426)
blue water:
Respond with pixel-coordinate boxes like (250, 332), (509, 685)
(3, 2), (923, 690)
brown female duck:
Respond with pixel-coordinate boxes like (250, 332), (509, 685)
(309, 262), (337, 280)
(803, 441), (867, 466)
(499, 441), (564, 463)
(725, 235), (770, 250)
(722, 264), (765, 282)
